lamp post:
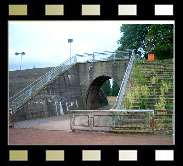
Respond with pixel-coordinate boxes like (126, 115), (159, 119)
(68, 39), (73, 64)
(15, 52), (25, 70)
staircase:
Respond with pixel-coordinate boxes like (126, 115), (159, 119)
(121, 59), (174, 110)
(9, 56), (77, 112)
(9, 67), (54, 98)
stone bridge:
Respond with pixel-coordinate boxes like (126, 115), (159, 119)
(13, 59), (129, 121)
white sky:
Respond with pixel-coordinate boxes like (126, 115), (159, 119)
(8, 20), (174, 71)
(9, 21), (124, 71)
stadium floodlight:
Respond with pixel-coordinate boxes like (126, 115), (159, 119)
(68, 39), (73, 64)
(15, 52), (26, 70)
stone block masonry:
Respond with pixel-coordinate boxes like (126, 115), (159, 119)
(11, 60), (129, 121)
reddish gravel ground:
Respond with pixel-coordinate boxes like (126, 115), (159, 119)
(9, 128), (173, 145)
(9, 112), (173, 145)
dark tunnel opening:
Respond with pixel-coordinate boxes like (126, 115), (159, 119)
(86, 76), (120, 110)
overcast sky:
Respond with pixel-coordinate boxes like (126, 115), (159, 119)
(9, 20), (174, 71)
(8, 21), (125, 71)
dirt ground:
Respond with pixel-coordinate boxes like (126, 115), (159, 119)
(9, 113), (173, 145)
(9, 128), (173, 145)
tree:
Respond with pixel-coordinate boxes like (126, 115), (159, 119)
(101, 80), (112, 96)
(117, 24), (173, 59)
(149, 24), (173, 59)
(117, 24), (149, 56)
(111, 80), (120, 96)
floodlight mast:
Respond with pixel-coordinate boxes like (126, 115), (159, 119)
(15, 52), (25, 70)
(68, 39), (73, 64)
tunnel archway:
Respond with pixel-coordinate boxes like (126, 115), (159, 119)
(86, 75), (120, 110)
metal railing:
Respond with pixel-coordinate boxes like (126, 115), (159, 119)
(113, 49), (135, 109)
(70, 109), (174, 134)
(9, 50), (131, 111)
(9, 56), (77, 110)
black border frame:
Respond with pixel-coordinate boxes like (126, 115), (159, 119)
(0, 0), (181, 166)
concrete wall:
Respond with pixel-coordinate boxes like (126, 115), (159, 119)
(13, 64), (84, 121)
(12, 60), (129, 121)
(78, 60), (129, 109)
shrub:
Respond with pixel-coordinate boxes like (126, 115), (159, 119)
(141, 85), (149, 96)
(151, 76), (158, 84)
(155, 96), (166, 110)
(134, 86), (140, 100)
(125, 91), (135, 109)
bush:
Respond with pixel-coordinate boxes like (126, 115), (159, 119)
(155, 96), (166, 110)
(125, 91), (135, 109)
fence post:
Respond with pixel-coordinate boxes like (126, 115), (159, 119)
(113, 53), (116, 61)
(110, 112), (113, 130)
(70, 111), (73, 131)
(152, 110), (155, 133)
(48, 73), (51, 81)
(92, 53), (95, 62)
(9, 109), (14, 128)
(90, 112), (93, 129)
(74, 56), (77, 63)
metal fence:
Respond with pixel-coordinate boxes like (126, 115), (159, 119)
(154, 110), (174, 134)
(70, 110), (174, 134)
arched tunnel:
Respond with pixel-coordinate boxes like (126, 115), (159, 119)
(86, 75), (119, 110)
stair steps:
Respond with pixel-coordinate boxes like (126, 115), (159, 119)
(121, 58), (174, 110)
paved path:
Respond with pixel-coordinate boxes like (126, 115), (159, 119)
(14, 114), (70, 129)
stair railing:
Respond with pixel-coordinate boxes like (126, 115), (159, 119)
(113, 49), (135, 109)
(9, 56), (77, 109)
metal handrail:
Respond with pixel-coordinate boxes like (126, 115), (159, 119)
(113, 50), (135, 109)
(9, 56), (77, 107)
